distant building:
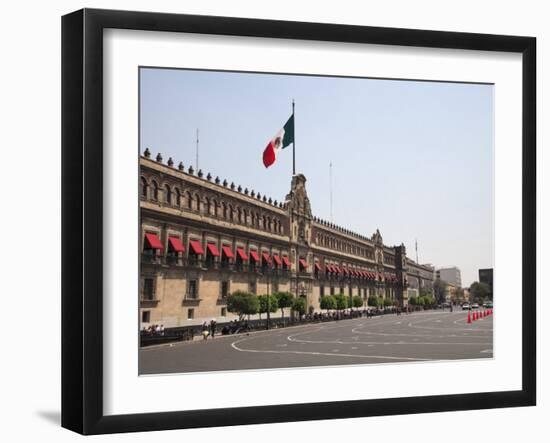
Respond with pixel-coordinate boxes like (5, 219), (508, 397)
(436, 266), (462, 288)
(479, 268), (493, 299)
(405, 259), (435, 300)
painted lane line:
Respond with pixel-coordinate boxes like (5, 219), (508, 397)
(230, 338), (431, 361)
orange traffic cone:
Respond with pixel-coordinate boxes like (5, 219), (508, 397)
(467, 310), (471, 324)
(474, 311), (478, 321)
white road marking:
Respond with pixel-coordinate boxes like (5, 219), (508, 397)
(231, 338), (430, 361)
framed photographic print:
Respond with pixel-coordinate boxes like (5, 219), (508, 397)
(61, 8), (536, 435)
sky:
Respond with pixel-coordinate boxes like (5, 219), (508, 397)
(140, 67), (494, 287)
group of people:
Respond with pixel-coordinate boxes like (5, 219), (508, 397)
(201, 319), (217, 340)
(141, 324), (165, 336)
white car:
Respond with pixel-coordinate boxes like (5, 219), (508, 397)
(462, 303), (470, 310)
(471, 303), (480, 309)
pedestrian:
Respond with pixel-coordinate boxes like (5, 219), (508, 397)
(201, 322), (209, 340)
(210, 319), (217, 338)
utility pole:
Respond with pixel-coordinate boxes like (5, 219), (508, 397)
(415, 239), (419, 263)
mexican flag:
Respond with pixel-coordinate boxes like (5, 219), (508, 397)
(262, 115), (294, 168)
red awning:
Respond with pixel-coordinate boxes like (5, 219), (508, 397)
(282, 256), (291, 267)
(207, 243), (220, 257)
(236, 247), (248, 261)
(144, 233), (163, 250)
(221, 245), (234, 259)
(299, 259), (308, 270)
(342, 268), (349, 275)
(314, 263), (322, 272)
(189, 240), (204, 255)
(333, 265), (341, 274)
(262, 252), (272, 264)
(168, 236), (185, 252)
(273, 254), (282, 266)
(250, 250), (260, 262)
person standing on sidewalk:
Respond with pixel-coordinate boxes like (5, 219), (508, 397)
(210, 319), (217, 338)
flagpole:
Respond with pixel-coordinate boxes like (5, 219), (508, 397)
(292, 100), (295, 175)
(329, 162), (333, 222)
(195, 128), (199, 170)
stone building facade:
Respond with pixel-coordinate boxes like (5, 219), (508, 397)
(405, 259), (435, 300)
(139, 152), (434, 327)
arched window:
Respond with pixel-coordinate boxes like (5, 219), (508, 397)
(250, 212), (255, 226)
(140, 177), (148, 198)
(205, 197), (211, 215)
(187, 191), (193, 210)
(237, 208), (242, 224)
(243, 209), (248, 225)
(229, 205), (234, 221)
(212, 199), (218, 217)
(195, 194), (201, 212)
(164, 184), (172, 205)
(175, 188), (181, 206)
(152, 180), (159, 200)
(222, 202), (227, 219)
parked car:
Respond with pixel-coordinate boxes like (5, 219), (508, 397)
(462, 303), (470, 310)
(483, 301), (493, 308)
(471, 303), (480, 309)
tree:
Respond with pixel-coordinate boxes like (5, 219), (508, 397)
(383, 298), (393, 307)
(335, 293), (348, 311)
(258, 294), (279, 319)
(367, 295), (379, 308)
(433, 279), (448, 304)
(352, 295), (364, 309)
(409, 295), (417, 306)
(292, 297), (307, 317)
(275, 292), (294, 325)
(320, 295), (336, 312)
(470, 281), (490, 303)
(226, 290), (259, 321)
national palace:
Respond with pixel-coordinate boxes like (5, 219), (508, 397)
(139, 150), (435, 327)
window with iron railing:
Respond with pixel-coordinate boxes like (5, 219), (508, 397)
(142, 278), (155, 300)
(187, 280), (198, 299)
(220, 281), (229, 298)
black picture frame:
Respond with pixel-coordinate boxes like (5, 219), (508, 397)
(61, 8), (536, 435)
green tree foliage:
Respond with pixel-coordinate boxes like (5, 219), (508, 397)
(409, 295), (417, 306)
(258, 294), (279, 317)
(226, 290), (259, 321)
(367, 295), (379, 307)
(275, 292), (294, 324)
(433, 279), (448, 304)
(352, 295), (364, 309)
(335, 293), (348, 311)
(292, 297), (307, 316)
(320, 295), (337, 312)
(383, 298), (393, 307)
(469, 281), (490, 303)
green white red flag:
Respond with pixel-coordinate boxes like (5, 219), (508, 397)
(262, 115), (294, 168)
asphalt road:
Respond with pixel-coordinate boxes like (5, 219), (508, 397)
(139, 310), (493, 375)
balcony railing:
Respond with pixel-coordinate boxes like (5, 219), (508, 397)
(141, 255), (399, 285)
